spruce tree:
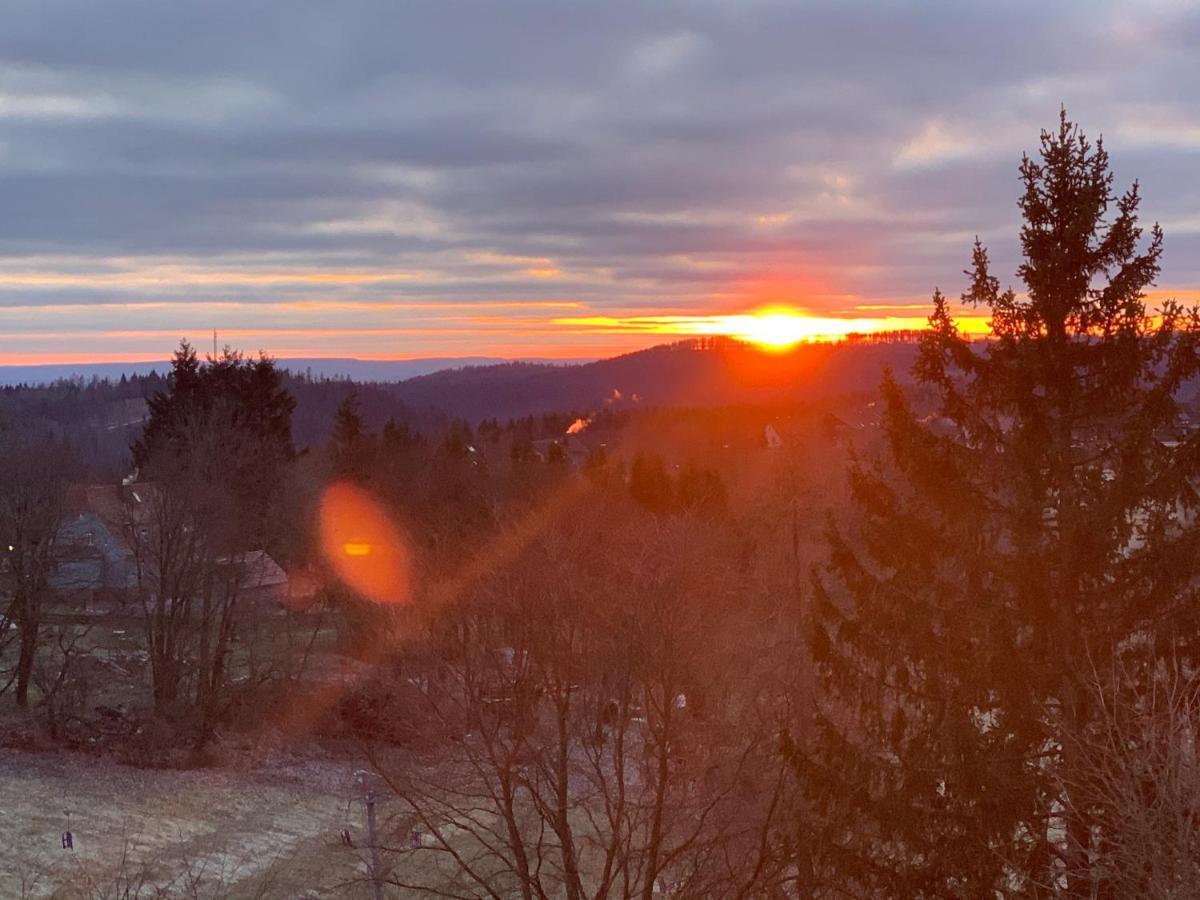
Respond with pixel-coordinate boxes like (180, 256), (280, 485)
(630, 452), (673, 513)
(331, 392), (370, 477)
(133, 341), (295, 551)
(802, 113), (1200, 896)
(332, 392), (365, 452)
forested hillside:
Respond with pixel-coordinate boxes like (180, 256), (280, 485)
(387, 336), (923, 421)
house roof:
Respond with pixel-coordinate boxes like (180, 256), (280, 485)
(65, 483), (154, 541)
(54, 484), (148, 593)
(216, 549), (289, 590)
(226, 551), (323, 606)
(57, 483), (300, 600)
(52, 511), (139, 592)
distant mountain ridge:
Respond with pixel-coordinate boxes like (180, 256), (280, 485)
(0, 339), (926, 425)
(386, 338), (923, 421)
(0, 356), (586, 387)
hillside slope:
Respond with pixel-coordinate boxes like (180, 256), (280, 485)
(388, 338), (922, 421)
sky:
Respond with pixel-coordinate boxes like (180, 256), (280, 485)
(1, 0), (1199, 363)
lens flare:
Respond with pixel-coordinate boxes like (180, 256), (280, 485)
(318, 481), (412, 604)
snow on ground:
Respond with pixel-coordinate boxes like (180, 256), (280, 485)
(0, 748), (380, 898)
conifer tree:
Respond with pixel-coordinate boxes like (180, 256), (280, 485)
(630, 452), (673, 513)
(332, 392), (364, 450)
(131, 342), (295, 741)
(331, 392), (371, 478)
(801, 113), (1200, 896)
(134, 340), (295, 550)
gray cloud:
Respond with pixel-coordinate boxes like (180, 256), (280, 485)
(0, 0), (1198, 357)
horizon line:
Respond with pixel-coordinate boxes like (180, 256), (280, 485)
(0, 331), (948, 375)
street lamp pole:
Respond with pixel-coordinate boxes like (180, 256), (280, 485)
(356, 770), (385, 900)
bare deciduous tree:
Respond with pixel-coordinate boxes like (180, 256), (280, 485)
(129, 344), (295, 754)
(1045, 654), (1200, 898)
(0, 431), (69, 708)
(372, 505), (791, 899)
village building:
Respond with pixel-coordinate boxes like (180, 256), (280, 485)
(51, 482), (304, 612)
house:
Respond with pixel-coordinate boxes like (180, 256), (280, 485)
(216, 549), (292, 607)
(52, 482), (304, 611)
(51, 484), (141, 608)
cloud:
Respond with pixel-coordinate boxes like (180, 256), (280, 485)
(625, 31), (707, 78)
(894, 120), (976, 169)
(0, 0), (1197, 359)
(1115, 106), (1200, 150)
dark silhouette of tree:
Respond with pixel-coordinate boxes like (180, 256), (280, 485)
(130, 342), (296, 749)
(0, 432), (69, 706)
(133, 342), (295, 550)
(1048, 652), (1200, 897)
(546, 440), (568, 468)
(510, 437), (535, 466)
(799, 113), (1200, 896)
(378, 415), (426, 494)
(331, 392), (372, 478)
(132, 341), (203, 470)
(435, 420), (474, 463)
(381, 416), (420, 452)
(582, 445), (611, 486)
(629, 453), (673, 514)
(378, 506), (789, 899)
(419, 420), (492, 551)
(675, 463), (727, 519)
(332, 392), (364, 449)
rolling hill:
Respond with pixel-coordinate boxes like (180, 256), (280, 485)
(387, 337), (923, 421)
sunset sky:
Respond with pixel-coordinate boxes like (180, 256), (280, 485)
(2, 0), (1199, 363)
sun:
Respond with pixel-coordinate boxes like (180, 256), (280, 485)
(703, 309), (839, 349)
(552, 305), (991, 348)
(729, 312), (820, 349)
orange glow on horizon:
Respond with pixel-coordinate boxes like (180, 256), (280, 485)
(318, 482), (412, 605)
(723, 311), (846, 349)
(0, 346), (612, 366)
(553, 308), (993, 348)
(0, 351), (180, 366)
(0, 309), (992, 366)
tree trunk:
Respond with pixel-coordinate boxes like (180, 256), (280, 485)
(554, 692), (584, 900)
(14, 600), (37, 708)
(640, 696), (672, 900)
(194, 581), (215, 752)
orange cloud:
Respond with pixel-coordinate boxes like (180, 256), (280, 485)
(552, 308), (993, 346)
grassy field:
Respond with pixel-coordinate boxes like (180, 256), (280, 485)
(1, 607), (524, 898)
(0, 747), (384, 899)
(0, 603), (451, 898)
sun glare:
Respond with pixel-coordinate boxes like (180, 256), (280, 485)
(551, 307), (992, 349)
(318, 482), (412, 604)
(696, 309), (882, 349)
(726, 312), (822, 349)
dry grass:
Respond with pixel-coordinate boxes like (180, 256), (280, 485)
(0, 747), (381, 898)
